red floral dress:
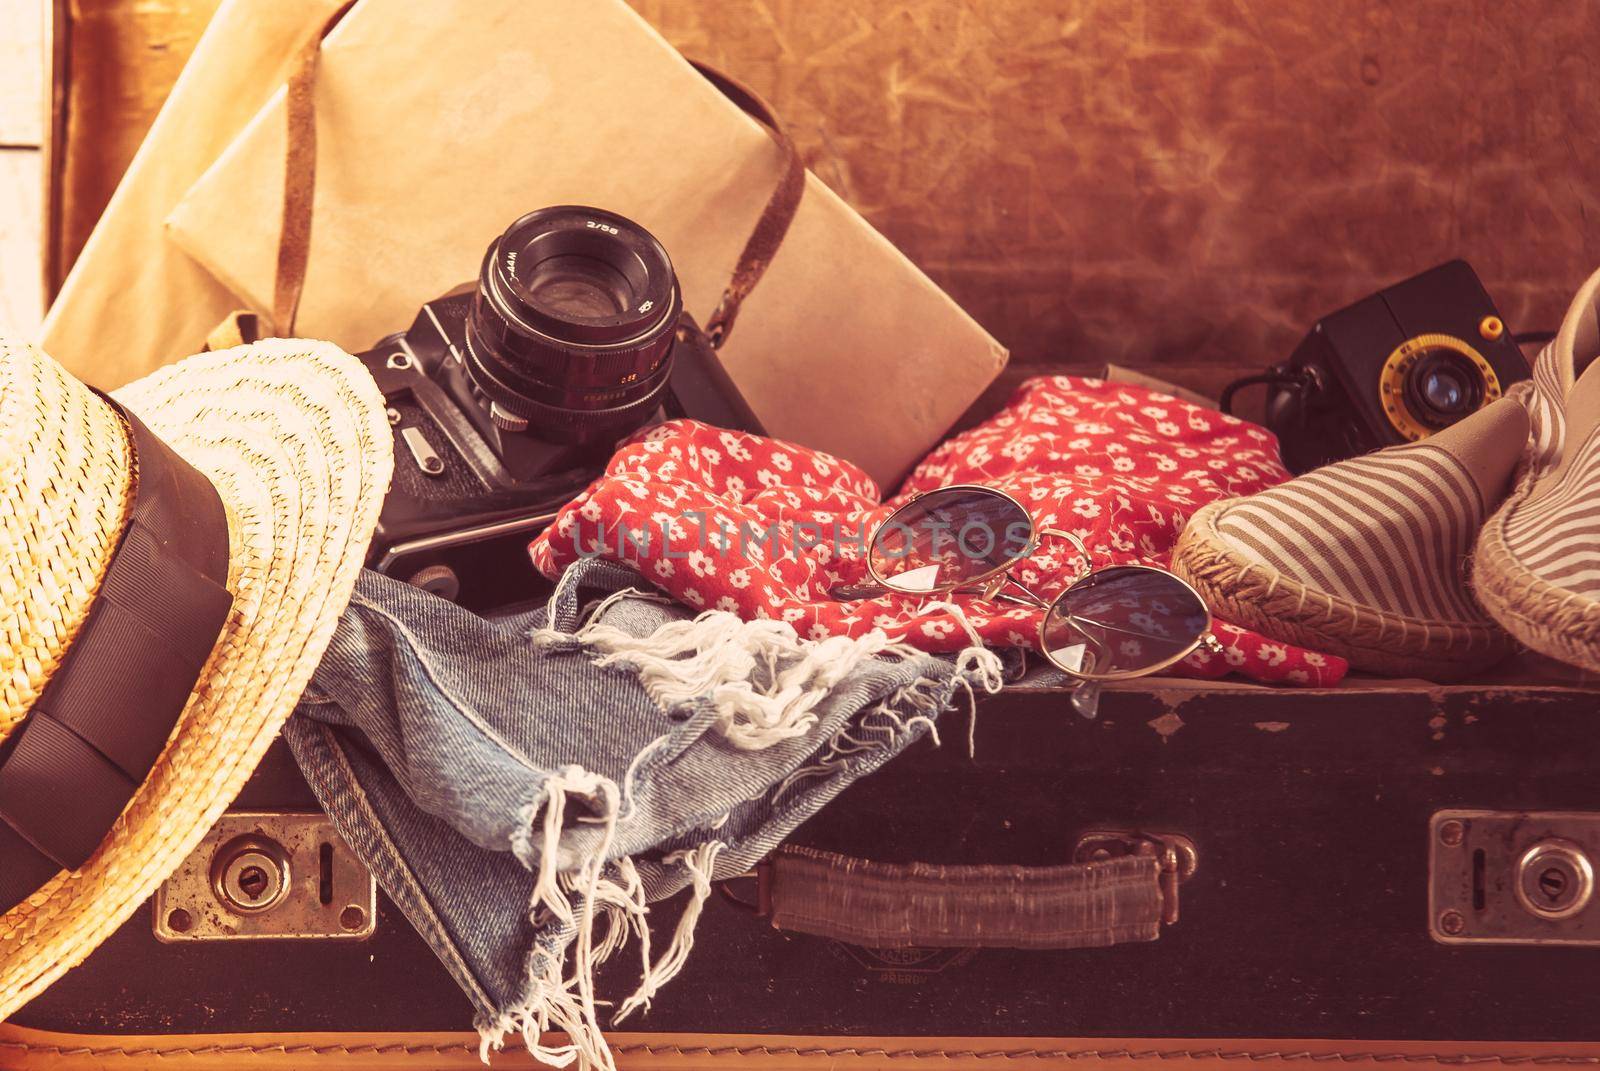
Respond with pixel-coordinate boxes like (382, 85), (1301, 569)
(530, 375), (1347, 685)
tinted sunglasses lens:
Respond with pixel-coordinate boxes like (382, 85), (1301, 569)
(870, 487), (1032, 594)
(1042, 566), (1209, 678)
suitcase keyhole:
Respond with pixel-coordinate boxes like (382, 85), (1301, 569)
(210, 836), (291, 914)
(1539, 866), (1569, 903)
(1514, 839), (1595, 921)
(237, 865), (269, 900)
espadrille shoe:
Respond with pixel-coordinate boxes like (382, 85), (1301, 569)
(1474, 356), (1600, 673)
(1172, 397), (1528, 680)
(1509, 265), (1600, 480)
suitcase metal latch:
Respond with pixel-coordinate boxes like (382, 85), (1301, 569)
(153, 812), (376, 941)
(1073, 830), (1198, 925)
(1430, 809), (1600, 945)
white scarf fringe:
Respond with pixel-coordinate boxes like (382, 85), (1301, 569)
(612, 842), (726, 1024)
(482, 595), (1005, 1065)
(535, 600), (1003, 754)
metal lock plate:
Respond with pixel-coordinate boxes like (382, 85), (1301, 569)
(153, 812), (376, 941)
(1430, 810), (1600, 946)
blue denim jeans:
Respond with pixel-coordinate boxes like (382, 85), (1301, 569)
(285, 559), (1001, 1067)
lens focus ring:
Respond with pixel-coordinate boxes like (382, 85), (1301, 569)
(463, 206), (682, 444)
(1378, 333), (1501, 441)
(469, 286), (677, 390)
(463, 324), (673, 438)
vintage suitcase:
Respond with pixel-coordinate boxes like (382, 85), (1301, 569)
(20, 3), (1600, 1063)
(5, 666), (1600, 1067)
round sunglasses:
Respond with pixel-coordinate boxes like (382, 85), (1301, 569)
(838, 484), (1222, 682)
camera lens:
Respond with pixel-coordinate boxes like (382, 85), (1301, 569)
(1403, 347), (1485, 430)
(1422, 369), (1467, 413)
(464, 206), (683, 443)
(519, 256), (632, 319)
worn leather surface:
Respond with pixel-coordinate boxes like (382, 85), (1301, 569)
(14, 680), (1600, 1040)
(47, 0), (218, 288)
(51, 1), (1600, 404)
(2, 1025), (1597, 1070)
(634, 1), (1600, 400)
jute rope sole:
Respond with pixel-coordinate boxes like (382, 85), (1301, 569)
(1171, 501), (1512, 681)
(1472, 481), (1600, 675)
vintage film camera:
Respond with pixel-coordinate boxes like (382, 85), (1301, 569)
(357, 206), (761, 608)
(1225, 260), (1532, 473)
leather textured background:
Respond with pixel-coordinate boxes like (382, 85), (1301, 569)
(632, 1), (1600, 398)
(51, 0), (1600, 397)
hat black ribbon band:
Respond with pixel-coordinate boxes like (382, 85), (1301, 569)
(0, 403), (233, 915)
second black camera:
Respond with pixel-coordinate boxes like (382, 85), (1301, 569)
(1228, 260), (1531, 473)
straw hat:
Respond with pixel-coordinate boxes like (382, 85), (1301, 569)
(0, 338), (392, 1018)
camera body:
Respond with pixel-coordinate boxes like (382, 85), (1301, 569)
(356, 287), (596, 609)
(1263, 260), (1530, 473)
(358, 206), (761, 609)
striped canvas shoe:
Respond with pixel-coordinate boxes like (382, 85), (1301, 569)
(1474, 355), (1600, 673)
(1172, 398), (1528, 679)
(1510, 265), (1600, 481)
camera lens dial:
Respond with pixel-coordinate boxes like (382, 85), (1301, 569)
(464, 206), (683, 443)
(1378, 333), (1502, 441)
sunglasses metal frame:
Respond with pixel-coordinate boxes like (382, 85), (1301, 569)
(861, 484), (1222, 682)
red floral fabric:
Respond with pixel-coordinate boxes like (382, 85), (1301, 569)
(530, 375), (1349, 685)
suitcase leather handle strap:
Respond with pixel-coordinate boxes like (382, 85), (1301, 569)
(753, 837), (1194, 951)
(209, 13), (803, 353)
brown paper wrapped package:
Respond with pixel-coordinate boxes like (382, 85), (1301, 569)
(42, 0), (1006, 489)
(41, 0), (345, 374)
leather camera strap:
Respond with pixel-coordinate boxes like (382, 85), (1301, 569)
(272, 0), (357, 336)
(690, 60), (807, 349)
(0, 404), (234, 914)
(214, 13), (804, 352)
(203, 1), (352, 349)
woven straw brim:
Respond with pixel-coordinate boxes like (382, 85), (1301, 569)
(0, 339), (392, 1019)
(0, 348), (134, 739)
(1473, 481), (1600, 674)
(1172, 500), (1514, 681)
